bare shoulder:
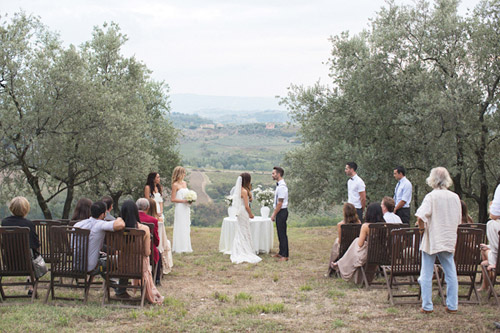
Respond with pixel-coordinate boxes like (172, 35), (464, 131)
(241, 188), (248, 196)
(338, 221), (345, 226)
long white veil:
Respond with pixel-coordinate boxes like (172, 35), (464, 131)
(230, 176), (242, 216)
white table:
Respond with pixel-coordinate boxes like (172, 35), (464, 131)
(219, 216), (274, 254)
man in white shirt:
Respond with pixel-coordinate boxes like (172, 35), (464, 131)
(490, 184), (500, 220)
(271, 166), (289, 261)
(393, 166), (412, 224)
(381, 197), (402, 224)
(345, 162), (366, 222)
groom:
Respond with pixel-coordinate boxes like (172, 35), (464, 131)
(271, 166), (289, 261)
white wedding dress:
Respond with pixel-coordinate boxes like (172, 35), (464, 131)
(172, 188), (193, 253)
(230, 177), (262, 264)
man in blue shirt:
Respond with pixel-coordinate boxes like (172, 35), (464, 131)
(393, 166), (412, 224)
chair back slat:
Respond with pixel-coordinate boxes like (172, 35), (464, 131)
(0, 227), (35, 278)
(458, 223), (487, 243)
(454, 228), (483, 275)
(367, 223), (401, 265)
(49, 226), (90, 277)
(32, 220), (62, 263)
(390, 228), (421, 275)
(140, 222), (155, 265)
(105, 228), (144, 280)
(339, 224), (362, 259)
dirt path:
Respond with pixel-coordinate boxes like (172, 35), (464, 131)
(187, 169), (212, 204)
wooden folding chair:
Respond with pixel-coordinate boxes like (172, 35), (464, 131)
(102, 228), (145, 308)
(458, 223), (487, 243)
(44, 226), (94, 304)
(338, 224), (362, 261)
(140, 222), (158, 283)
(482, 231), (500, 306)
(436, 227), (483, 304)
(360, 223), (401, 289)
(382, 228), (421, 305)
(32, 219), (63, 264)
(0, 227), (39, 303)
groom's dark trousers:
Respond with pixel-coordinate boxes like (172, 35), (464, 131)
(276, 208), (289, 258)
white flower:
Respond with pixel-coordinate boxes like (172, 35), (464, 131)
(184, 190), (197, 203)
(254, 187), (275, 208)
(224, 196), (233, 206)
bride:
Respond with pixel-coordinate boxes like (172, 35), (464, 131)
(171, 166), (193, 253)
(230, 173), (262, 264)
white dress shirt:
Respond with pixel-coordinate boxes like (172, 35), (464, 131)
(383, 212), (403, 224)
(273, 179), (288, 209)
(490, 184), (500, 216)
(347, 175), (365, 209)
(394, 176), (412, 208)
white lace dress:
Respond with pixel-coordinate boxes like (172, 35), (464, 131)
(153, 192), (173, 274)
(172, 188), (193, 253)
(230, 203), (262, 264)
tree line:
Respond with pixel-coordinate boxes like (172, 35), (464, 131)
(0, 13), (180, 219)
(282, 0), (500, 223)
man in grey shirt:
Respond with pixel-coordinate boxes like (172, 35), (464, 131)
(101, 196), (115, 221)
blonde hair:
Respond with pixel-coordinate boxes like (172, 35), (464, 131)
(171, 166), (186, 185)
(426, 167), (453, 189)
(9, 196), (31, 217)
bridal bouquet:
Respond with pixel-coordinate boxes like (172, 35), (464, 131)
(252, 185), (274, 207)
(184, 190), (197, 203)
(224, 196), (233, 206)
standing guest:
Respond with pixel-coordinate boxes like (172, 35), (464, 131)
(271, 166), (289, 261)
(326, 203), (361, 277)
(136, 198), (161, 279)
(74, 202), (126, 297)
(121, 200), (164, 305)
(147, 197), (173, 275)
(331, 203), (385, 284)
(345, 162), (366, 222)
(2, 196), (41, 296)
(171, 166), (193, 253)
(416, 167), (460, 314)
(71, 198), (93, 221)
(381, 197), (403, 224)
(101, 196), (115, 221)
(460, 200), (474, 224)
(393, 166), (412, 224)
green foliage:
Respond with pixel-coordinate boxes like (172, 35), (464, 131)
(282, 0), (500, 221)
(234, 292), (253, 302)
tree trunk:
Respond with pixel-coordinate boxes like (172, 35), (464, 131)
(111, 192), (122, 217)
(21, 165), (53, 219)
(62, 183), (75, 219)
(477, 110), (489, 224)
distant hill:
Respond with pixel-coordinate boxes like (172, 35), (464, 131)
(169, 110), (289, 126)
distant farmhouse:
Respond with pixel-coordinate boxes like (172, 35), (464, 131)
(200, 124), (215, 129)
(265, 123), (275, 130)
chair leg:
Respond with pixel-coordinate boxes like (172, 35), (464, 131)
(433, 265), (445, 305)
(382, 266), (394, 306)
(140, 278), (146, 308)
(44, 277), (53, 304)
(360, 266), (370, 290)
(0, 277), (5, 301)
(31, 280), (38, 303)
(84, 275), (94, 304)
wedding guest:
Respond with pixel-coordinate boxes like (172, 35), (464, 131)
(101, 196), (115, 221)
(147, 197), (173, 276)
(393, 166), (412, 224)
(332, 203), (385, 284)
(489, 184), (500, 220)
(271, 166), (289, 261)
(326, 203), (361, 277)
(460, 200), (474, 224)
(136, 198), (160, 269)
(1, 196), (40, 296)
(381, 197), (403, 224)
(479, 201), (500, 291)
(345, 162), (366, 222)
(416, 167), (460, 314)
(71, 198), (93, 221)
(171, 166), (193, 253)
(121, 200), (164, 305)
(144, 172), (164, 221)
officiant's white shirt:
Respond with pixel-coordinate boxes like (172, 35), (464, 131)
(274, 179), (288, 209)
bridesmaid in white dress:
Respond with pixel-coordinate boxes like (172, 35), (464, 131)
(144, 172), (173, 275)
(230, 173), (262, 264)
(171, 166), (193, 253)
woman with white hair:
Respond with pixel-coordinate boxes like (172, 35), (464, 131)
(415, 167), (461, 314)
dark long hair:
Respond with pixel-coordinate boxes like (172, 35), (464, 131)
(120, 200), (140, 228)
(343, 203), (359, 224)
(146, 172), (162, 197)
(240, 172), (252, 201)
(364, 202), (385, 223)
(71, 198), (93, 221)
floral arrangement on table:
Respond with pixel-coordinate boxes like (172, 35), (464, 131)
(252, 185), (274, 208)
(184, 190), (197, 204)
(224, 195), (233, 206)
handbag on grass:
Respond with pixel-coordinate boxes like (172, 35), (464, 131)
(31, 250), (48, 279)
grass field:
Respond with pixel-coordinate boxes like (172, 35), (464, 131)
(0, 226), (497, 332)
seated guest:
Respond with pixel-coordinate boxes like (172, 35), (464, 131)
(381, 197), (403, 224)
(479, 200), (500, 291)
(71, 198), (93, 222)
(326, 203), (361, 277)
(491, 184), (500, 220)
(416, 167), (460, 314)
(332, 203), (385, 284)
(2, 197), (41, 295)
(460, 200), (474, 224)
(121, 200), (164, 305)
(147, 197), (173, 276)
(136, 199), (160, 276)
(101, 196), (115, 221)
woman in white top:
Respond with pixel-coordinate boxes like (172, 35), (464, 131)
(171, 166), (193, 253)
(479, 200), (500, 291)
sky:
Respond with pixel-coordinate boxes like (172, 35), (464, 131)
(3, 0), (482, 98)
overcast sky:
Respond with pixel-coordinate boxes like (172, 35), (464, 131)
(3, 0), (481, 97)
